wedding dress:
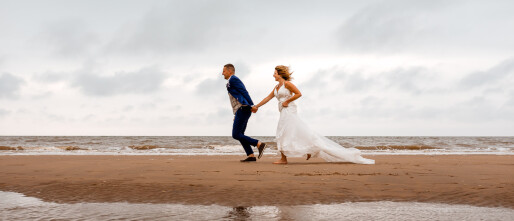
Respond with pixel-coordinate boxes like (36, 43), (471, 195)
(274, 85), (374, 164)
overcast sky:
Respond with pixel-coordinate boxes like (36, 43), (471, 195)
(0, 0), (513, 136)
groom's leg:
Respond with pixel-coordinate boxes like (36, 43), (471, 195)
(238, 113), (253, 155)
(237, 107), (259, 146)
(233, 108), (254, 155)
(232, 107), (259, 155)
(237, 140), (252, 156)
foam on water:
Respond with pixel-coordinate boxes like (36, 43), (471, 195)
(1, 191), (513, 220)
(1, 136), (513, 155)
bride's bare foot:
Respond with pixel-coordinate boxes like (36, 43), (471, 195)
(274, 152), (287, 164)
(306, 154), (311, 160)
(273, 160), (287, 164)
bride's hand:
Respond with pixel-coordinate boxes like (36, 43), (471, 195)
(282, 101), (289, 107)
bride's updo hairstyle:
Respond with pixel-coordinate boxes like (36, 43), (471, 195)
(275, 65), (293, 81)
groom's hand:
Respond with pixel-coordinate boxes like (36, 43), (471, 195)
(251, 106), (258, 113)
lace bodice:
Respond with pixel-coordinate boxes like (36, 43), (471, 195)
(274, 84), (297, 112)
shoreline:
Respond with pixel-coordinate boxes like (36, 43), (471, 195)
(1, 155), (513, 208)
(0, 152), (513, 156)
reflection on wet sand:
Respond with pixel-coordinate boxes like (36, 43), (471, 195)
(225, 206), (251, 220)
(1, 191), (513, 220)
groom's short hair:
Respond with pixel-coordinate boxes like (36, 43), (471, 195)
(224, 63), (235, 73)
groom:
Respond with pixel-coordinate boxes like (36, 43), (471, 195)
(222, 63), (267, 162)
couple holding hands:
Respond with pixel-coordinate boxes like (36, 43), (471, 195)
(222, 63), (374, 165)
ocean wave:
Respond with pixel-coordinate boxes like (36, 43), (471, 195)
(1, 136), (513, 155)
(128, 145), (161, 150)
(0, 146), (24, 150)
(0, 145), (87, 151)
(56, 146), (87, 151)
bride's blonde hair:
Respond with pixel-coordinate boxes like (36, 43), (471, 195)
(275, 65), (293, 81)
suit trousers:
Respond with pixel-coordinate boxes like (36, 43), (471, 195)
(232, 106), (259, 156)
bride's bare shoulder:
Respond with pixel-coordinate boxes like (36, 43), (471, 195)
(284, 81), (296, 88)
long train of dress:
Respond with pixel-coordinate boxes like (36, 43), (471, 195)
(274, 85), (374, 164)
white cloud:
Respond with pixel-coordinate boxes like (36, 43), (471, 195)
(105, 1), (235, 56)
(460, 58), (514, 89)
(35, 18), (99, 58)
(0, 72), (24, 99)
(336, 0), (514, 55)
(0, 108), (10, 117)
(72, 66), (168, 96)
(0, 0), (513, 135)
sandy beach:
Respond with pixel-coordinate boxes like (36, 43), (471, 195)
(0, 155), (512, 208)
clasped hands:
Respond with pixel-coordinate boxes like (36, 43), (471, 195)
(252, 101), (289, 113)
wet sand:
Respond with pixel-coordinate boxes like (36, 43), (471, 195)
(0, 155), (512, 208)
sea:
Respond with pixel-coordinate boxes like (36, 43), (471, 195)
(0, 136), (513, 155)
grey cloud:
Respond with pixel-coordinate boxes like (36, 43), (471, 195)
(300, 67), (339, 90)
(336, 0), (514, 54)
(205, 107), (233, 124)
(195, 77), (226, 95)
(382, 67), (433, 94)
(402, 106), (442, 119)
(30, 91), (53, 100)
(187, 62), (249, 92)
(343, 72), (374, 92)
(233, 61), (251, 78)
(360, 96), (383, 107)
(507, 92), (514, 107)
(194, 63), (253, 97)
(36, 19), (99, 58)
(337, 0), (446, 52)
(301, 67), (375, 95)
(448, 96), (510, 121)
(168, 105), (181, 111)
(73, 66), (167, 96)
(106, 1), (235, 55)
(123, 105), (134, 111)
(0, 72), (24, 99)
(82, 114), (95, 121)
(460, 58), (514, 88)
(103, 1), (355, 57)
(16, 108), (30, 114)
(0, 108), (10, 117)
(402, 96), (511, 122)
(38, 109), (69, 122)
(303, 64), (513, 122)
(138, 103), (157, 110)
(311, 66), (433, 94)
(304, 99), (440, 121)
(345, 96), (506, 122)
(34, 71), (70, 83)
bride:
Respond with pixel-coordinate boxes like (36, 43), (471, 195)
(253, 65), (374, 165)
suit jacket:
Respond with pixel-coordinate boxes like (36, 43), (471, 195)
(226, 75), (254, 106)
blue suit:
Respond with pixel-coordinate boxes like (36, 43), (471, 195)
(226, 75), (259, 156)
(227, 75), (254, 106)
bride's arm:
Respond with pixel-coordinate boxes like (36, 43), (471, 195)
(254, 89), (275, 108)
(282, 81), (302, 107)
